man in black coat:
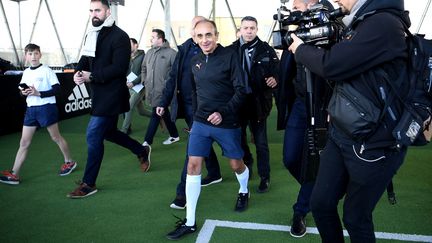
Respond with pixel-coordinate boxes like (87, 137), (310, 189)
(275, 0), (335, 237)
(68, 0), (149, 198)
(289, 0), (409, 241)
(228, 16), (279, 193)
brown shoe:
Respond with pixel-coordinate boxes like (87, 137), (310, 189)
(139, 143), (151, 172)
(67, 182), (97, 199)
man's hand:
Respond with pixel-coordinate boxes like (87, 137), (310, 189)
(265, 76), (277, 88)
(288, 33), (304, 54)
(207, 112), (222, 125)
(156, 107), (165, 116)
(73, 71), (91, 85)
(126, 82), (134, 89)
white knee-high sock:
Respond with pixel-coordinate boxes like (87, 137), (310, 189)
(186, 174), (201, 226)
(235, 166), (249, 194)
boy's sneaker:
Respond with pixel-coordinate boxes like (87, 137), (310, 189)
(234, 192), (250, 212)
(140, 142), (151, 172)
(166, 217), (197, 240)
(0, 171), (20, 185)
(67, 182), (98, 199)
(162, 136), (180, 145)
(290, 213), (307, 238)
(170, 195), (186, 209)
(201, 176), (222, 187)
(59, 161), (77, 176)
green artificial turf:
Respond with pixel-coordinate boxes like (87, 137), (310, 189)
(0, 110), (431, 243)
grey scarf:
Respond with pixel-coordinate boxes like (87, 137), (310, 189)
(342, 0), (368, 27)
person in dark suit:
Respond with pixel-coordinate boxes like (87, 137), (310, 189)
(67, 0), (149, 198)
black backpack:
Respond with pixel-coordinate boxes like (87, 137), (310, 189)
(387, 22), (432, 147)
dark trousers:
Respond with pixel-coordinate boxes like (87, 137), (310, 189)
(144, 107), (179, 145)
(83, 115), (144, 186)
(310, 134), (406, 243)
(283, 98), (314, 216)
(240, 118), (270, 179)
(175, 103), (221, 197)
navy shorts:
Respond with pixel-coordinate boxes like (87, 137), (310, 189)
(23, 103), (59, 128)
(188, 121), (243, 159)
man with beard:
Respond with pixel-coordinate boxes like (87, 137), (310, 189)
(289, 0), (409, 241)
(68, 0), (149, 198)
(228, 16), (279, 193)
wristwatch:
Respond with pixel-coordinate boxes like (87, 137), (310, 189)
(89, 73), (94, 82)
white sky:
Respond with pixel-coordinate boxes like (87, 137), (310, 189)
(0, 0), (431, 65)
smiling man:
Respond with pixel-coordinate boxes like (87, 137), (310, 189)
(166, 19), (248, 240)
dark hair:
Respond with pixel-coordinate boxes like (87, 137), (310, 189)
(241, 16), (258, 25)
(91, 0), (110, 8)
(194, 19), (218, 34)
(24, 43), (40, 54)
(130, 38), (138, 45)
(152, 29), (166, 41)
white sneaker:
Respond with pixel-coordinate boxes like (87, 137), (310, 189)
(162, 136), (180, 145)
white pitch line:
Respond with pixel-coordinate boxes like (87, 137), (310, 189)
(196, 219), (432, 243)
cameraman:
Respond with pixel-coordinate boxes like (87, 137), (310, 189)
(289, 0), (409, 242)
(276, 0), (334, 238)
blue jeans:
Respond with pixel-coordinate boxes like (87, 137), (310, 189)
(241, 118), (270, 178)
(83, 115), (144, 186)
(175, 103), (221, 197)
(144, 107), (179, 144)
(283, 98), (314, 217)
(310, 132), (406, 243)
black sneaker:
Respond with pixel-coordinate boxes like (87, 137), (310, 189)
(257, 177), (270, 193)
(201, 176), (222, 187)
(290, 213), (307, 238)
(139, 143), (151, 172)
(388, 191), (397, 205)
(234, 192), (249, 212)
(166, 217), (197, 240)
(170, 195), (186, 209)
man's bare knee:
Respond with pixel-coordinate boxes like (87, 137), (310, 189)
(187, 156), (203, 175)
(230, 159), (245, 173)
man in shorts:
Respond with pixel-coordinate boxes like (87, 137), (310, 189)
(166, 19), (249, 240)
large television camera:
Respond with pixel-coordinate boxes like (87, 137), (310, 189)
(272, 2), (344, 49)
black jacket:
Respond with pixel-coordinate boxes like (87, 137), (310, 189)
(191, 44), (247, 128)
(77, 24), (131, 116)
(228, 37), (280, 121)
(295, 0), (409, 148)
(159, 38), (199, 115)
